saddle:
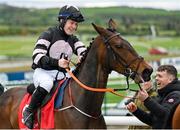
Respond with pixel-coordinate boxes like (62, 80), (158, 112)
(26, 78), (70, 108)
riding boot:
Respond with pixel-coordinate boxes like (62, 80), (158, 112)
(23, 86), (48, 129)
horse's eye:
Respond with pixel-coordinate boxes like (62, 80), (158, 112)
(115, 44), (122, 48)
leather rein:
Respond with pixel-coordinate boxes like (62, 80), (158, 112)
(66, 32), (144, 97)
(59, 33), (144, 119)
(104, 33), (144, 91)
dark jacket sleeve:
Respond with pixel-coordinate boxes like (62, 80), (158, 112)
(32, 27), (66, 72)
(39, 56), (66, 72)
(133, 108), (153, 126)
(144, 94), (178, 118)
(144, 97), (170, 118)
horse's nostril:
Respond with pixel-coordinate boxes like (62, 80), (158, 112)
(142, 68), (153, 82)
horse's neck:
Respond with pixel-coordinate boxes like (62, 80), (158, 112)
(80, 44), (109, 88)
(73, 45), (109, 114)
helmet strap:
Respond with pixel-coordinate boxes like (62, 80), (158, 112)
(59, 19), (67, 29)
(58, 19), (70, 36)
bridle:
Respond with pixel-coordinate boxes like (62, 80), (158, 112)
(103, 32), (144, 91)
(61, 32), (145, 119)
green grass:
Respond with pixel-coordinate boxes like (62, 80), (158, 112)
(0, 35), (36, 57)
(105, 83), (139, 103)
(125, 36), (180, 61)
(1, 35), (180, 59)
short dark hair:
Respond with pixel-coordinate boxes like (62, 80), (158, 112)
(157, 65), (177, 78)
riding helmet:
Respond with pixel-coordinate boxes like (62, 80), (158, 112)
(58, 5), (84, 23)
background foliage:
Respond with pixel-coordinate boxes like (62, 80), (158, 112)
(0, 4), (180, 36)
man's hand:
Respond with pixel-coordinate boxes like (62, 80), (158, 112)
(140, 81), (152, 91)
(58, 58), (69, 68)
(126, 102), (137, 112)
(137, 88), (149, 102)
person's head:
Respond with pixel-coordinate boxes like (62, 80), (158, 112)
(58, 5), (84, 35)
(155, 65), (177, 89)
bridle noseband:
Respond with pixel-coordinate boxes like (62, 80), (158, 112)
(103, 32), (144, 91)
(61, 32), (144, 119)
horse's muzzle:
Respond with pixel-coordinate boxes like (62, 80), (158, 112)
(141, 68), (153, 82)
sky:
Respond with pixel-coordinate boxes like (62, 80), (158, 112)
(0, 0), (180, 11)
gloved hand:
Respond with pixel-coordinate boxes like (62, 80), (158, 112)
(58, 58), (69, 69)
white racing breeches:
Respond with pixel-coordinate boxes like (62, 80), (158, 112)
(33, 68), (69, 93)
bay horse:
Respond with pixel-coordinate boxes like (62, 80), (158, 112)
(0, 19), (153, 129)
(172, 104), (180, 129)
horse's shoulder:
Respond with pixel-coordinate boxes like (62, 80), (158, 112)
(172, 103), (180, 129)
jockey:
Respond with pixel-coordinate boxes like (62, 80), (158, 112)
(23, 5), (86, 129)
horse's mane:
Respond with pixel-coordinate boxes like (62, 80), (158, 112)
(72, 38), (94, 75)
(72, 29), (114, 75)
(72, 28), (116, 75)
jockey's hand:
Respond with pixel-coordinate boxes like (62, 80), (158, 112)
(126, 101), (137, 113)
(58, 58), (69, 69)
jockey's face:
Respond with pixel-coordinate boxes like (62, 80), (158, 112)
(64, 19), (78, 35)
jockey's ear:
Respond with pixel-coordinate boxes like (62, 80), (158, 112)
(108, 18), (117, 31)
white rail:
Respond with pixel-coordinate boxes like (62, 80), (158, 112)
(104, 116), (147, 126)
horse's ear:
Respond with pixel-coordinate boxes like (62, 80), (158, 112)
(108, 18), (117, 31)
(92, 23), (105, 35)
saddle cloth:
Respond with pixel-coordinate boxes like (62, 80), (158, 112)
(18, 79), (67, 129)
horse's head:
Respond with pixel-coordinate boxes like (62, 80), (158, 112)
(92, 19), (153, 83)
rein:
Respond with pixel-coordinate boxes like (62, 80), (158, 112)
(59, 69), (136, 120)
(59, 31), (144, 120)
(57, 80), (102, 119)
(66, 68), (136, 99)
(64, 32), (144, 99)
(104, 32), (143, 91)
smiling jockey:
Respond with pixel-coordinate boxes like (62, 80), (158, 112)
(22, 5), (86, 129)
